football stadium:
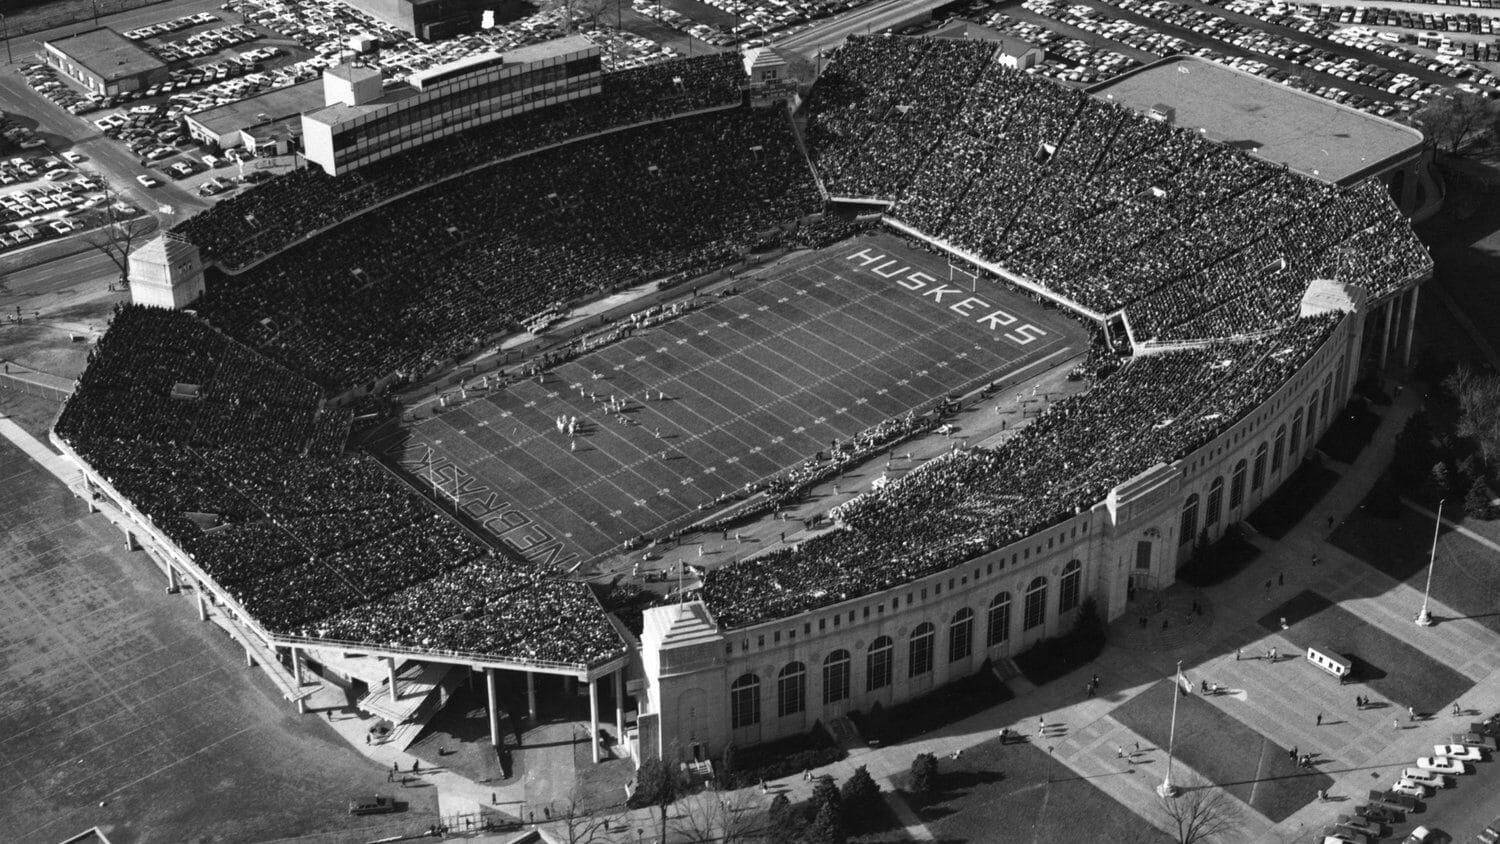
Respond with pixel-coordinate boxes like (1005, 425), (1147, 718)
(52, 35), (1431, 767)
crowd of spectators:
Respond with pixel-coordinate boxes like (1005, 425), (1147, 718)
(191, 105), (821, 394)
(172, 53), (748, 269)
(806, 36), (1431, 339)
(702, 314), (1341, 628)
(56, 305), (624, 668)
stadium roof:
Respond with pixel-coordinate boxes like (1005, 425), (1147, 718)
(1090, 56), (1424, 186)
(45, 28), (164, 83)
(186, 79), (327, 138)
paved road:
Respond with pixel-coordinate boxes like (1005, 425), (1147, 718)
(774, 0), (953, 56)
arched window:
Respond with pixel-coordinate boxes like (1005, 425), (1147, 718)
(987, 592), (1011, 647)
(1059, 560), (1082, 613)
(1180, 493), (1199, 543)
(1206, 477), (1224, 530)
(777, 662), (806, 717)
(823, 650), (851, 705)
(730, 673), (760, 728)
(1290, 408), (1304, 457)
(1272, 425), (1287, 473)
(1306, 398), (1319, 445)
(1253, 442), (1268, 490)
(1230, 459), (1247, 510)
(909, 623), (935, 678)
(949, 608), (974, 663)
(866, 637), (893, 692)
(1023, 577), (1048, 631)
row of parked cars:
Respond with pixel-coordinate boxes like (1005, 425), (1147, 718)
(121, 12), (221, 41)
(1324, 716), (1500, 844)
(20, 61), (102, 118)
(146, 24), (261, 62)
(981, 12), (1143, 84)
(1311, 4), (1500, 36)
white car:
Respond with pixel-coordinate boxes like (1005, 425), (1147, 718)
(136, 174), (160, 188)
(1415, 756), (1466, 775)
(1401, 768), (1448, 789)
(63, 151), (86, 163)
(1432, 744), (1482, 762)
(1391, 779), (1427, 798)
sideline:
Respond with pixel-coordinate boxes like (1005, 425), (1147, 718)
(0, 415), (71, 481)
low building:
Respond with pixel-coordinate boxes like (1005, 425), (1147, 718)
(996, 38), (1044, 71)
(301, 36), (602, 176)
(43, 28), (168, 97)
(128, 236), (205, 310)
(184, 79), (330, 151)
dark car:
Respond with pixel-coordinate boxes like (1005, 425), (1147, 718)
(1368, 789), (1419, 812)
(348, 794), (396, 816)
(1355, 803), (1401, 824)
(1453, 732), (1499, 750)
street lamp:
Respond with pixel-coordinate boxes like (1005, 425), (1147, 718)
(1415, 498), (1445, 626)
(1157, 660), (1183, 798)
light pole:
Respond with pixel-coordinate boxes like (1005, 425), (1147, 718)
(0, 15), (12, 67)
(1157, 659), (1183, 798)
(1415, 498), (1445, 626)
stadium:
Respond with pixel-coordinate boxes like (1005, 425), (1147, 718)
(52, 34), (1431, 770)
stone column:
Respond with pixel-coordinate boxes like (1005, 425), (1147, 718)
(589, 676), (601, 764)
(196, 588), (208, 621)
(1402, 285), (1420, 369)
(291, 646), (305, 685)
(527, 671), (538, 721)
(487, 668), (502, 749)
(167, 566), (180, 593)
(614, 669), (626, 744)
(386, 657), (399, 702)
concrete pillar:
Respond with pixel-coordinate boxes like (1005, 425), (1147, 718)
(614, 668), (625, 742)
(124, 531), (139, 552)
(1402, 285), (1420, 369)
(296, 697), (308, 715)
(244, 642), (254, 668)
(589, 676), (601, 764)
(167, 566), (180, 593)
(526, 671), (538, 721)
(1377, 300), (1393, 368)
(386, 657), (399, 701)
(291, 646), (305, 685)
(486, 668), (502, 749)
(196, 588), (208, 621)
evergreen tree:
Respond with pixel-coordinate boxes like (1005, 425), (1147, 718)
(806, 801), (847, 844)
(840, 765), (881, 808)
(720, 741), (738, 787)
(1431, 462), (1452, 497)
(910, 752), (939, 794)
(766, 793), (800, 842)
(810, 774), (841, 816)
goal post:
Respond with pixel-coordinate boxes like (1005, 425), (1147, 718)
(948, 262), (980, 292)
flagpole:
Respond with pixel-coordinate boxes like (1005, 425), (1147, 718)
(1158, 659), (1182, 798)
(1415, 498), (1444, 626)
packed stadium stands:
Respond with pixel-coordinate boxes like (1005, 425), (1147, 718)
(172, 53), (749, 270)
(56, 306), (623, 667)
(807, 36), (1429, 340)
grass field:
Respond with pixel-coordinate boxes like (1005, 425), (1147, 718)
(1257, 591), (1472, 712)
(1110, 679), (1331, 823)
(382, 237), (1086, 570)
(1332, 504), (1500, 634)
(0, 439), (440, 843)
(898, 734), (1169, 842)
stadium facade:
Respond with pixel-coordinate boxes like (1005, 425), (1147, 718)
(57, 37), (1435, 774)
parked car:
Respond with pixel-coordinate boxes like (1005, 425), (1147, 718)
(1390, 779), (1426, 798)
(136, 174), (161, 188)
(63, 151), (86, 163)
(1431, 744), (1482, 761)
(1322, 829), (1369, 844)
(1449, 733), (1497, 751)
(1414, 756), (1465, 775)
(1401, 825), (1449, 843)
(1479, 816), (1500, 844)
(1400, 768), (1447, 789)
(348, 794), (396, 816)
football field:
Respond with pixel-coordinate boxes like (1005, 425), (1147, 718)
(379, 237), (1088, 571)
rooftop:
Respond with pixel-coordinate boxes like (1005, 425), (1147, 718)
(186, 79), (328, 136)
(302, 86), (418, 127)
(501, 33), (596, 66)
(1090, 56), (1424, 186)
(45, 28), (165, 82)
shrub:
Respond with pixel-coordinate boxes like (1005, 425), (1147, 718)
(910, 752), (939, 794)
(810, 774), (841, 816)
(841, 765), (881, 808)
(723, 723), (846, 787)
(1466, 477), (1494, 520)
(848, 663), (1012, 745)
(767, 793), (800, 841)
(806, 800), (847, 844)
(1013, 597), (1107, 686)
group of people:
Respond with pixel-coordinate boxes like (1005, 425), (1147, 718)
(190, 105), (823, 394)
(56, 306), (624, 668)
(701, 315), (1341, 629)
(806, 35), (1430, 340)
(172, 52), (748, 269)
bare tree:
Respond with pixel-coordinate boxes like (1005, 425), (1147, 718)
(1155, 780), (1244, 844)
(1445, 363), (1500, 468)
(671, 788), (768, 843)
(548, 784), (623, 844)
(84, 183), (153, 290)
(1413, 90), (1499, 154)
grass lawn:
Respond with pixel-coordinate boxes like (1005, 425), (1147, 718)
(1257, 591), (1472, 712)
(1248, 463), (1341, 540)
(1332, 502), (1500, 635)
(893, 735), (1169, 842)
(1111, 680), (1331, 823)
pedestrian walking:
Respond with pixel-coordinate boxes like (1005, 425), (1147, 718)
(1311, 554), (1320, 566)
(1394, 719), (1400, 730)
(1278, 572), (1284, 586)
(1038, 715), (1046, 731)
(1264, 579), (1272, 593)
(1134, 741), (1140, 753)
(1117, 745), (1125, 758)
(1316, 713), (1323, 726)
(1288, 746), (1296, 761)
(1236, 647), (1242, 661)
(1408, 706), (1415, 721)
(1453, 702), (1461, 716)
(1327, 516), (1334, 531)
